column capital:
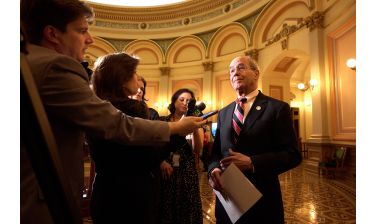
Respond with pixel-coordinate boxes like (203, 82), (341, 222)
(159, 66), (170, 76)
(245, 49), (259, 61)
(304, 11), (324, 31)
(202, 61), (214, 72)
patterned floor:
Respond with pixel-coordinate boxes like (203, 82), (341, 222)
(84, 161), (356, 223)
(199, 162), (356, 224)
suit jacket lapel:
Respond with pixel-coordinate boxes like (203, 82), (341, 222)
(243, 92), (268, 129)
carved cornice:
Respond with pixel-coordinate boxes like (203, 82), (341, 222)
(266, 11), (324, 46)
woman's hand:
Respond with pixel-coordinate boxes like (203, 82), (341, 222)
(160, 160), (174, 180)
(169, 115), (205, 136)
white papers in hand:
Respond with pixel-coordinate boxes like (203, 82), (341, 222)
(213, 163), (262, 224)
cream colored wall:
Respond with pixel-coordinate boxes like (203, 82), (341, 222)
(85, 0), (356, 145)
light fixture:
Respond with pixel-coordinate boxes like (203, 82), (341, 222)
(346, 58), (356, 71)
(297, 79), (318, 91)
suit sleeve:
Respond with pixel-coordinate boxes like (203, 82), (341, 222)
(250, 102), (302, 175)
(40, 57), (170, 145)
(207, 111), (222, 175)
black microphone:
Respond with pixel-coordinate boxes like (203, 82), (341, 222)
(196, 102), (206, 112)
(186, 99), (205, 117)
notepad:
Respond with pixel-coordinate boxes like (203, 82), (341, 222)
(213, 163), (262, 223)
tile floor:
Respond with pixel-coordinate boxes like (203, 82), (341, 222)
(84, 161), (356, 223)
(199, 162), (355, 224)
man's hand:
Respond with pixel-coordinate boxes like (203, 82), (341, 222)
(169, 115), (206, 136)
(208, 168), (223, 191)
(220, 149), (253, 172)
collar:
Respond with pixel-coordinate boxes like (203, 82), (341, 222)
(237, 89), (259, 102)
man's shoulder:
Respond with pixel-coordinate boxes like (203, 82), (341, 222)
(258, 92), (289, 106)
(26, 44), (87, 82)
(222, 101), (236, 110)
(27, 45), (83, 71)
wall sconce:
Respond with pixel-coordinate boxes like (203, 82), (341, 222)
(297, 79), (318, 91)
(346, 58), (356, 71)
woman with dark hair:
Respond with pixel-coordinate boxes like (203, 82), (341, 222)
(88, 52), (163, 224)
(159, 88), (204, 224)
(130, 75), (160, 120)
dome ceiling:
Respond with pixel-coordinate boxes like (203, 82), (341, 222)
(86, 0), (188, 7)
(86, 0), (271, 40)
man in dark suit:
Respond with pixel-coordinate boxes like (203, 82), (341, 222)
(208, 55), (302, 224)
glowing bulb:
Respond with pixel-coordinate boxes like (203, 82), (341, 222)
(346, 58), (356, 69)
(297, 83), (305, 90)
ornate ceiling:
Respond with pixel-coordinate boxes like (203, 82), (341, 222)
(86, 0), (188, 7)
(86, 0), (271, 39)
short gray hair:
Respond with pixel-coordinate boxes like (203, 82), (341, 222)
(246, 55), (259, 71)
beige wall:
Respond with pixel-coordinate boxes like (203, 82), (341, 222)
(85, 0), (356, 146)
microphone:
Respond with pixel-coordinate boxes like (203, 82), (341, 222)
(186, 99), (206, 117)
(196, 102), (206, 112)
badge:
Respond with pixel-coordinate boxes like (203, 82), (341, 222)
(172, 153), (180, 167)
(256, 106), (261, 110)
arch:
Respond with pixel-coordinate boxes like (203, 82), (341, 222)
(208, 22), (249, 60)
(85, 36), (117, 60)
(250, 0), (311, 48)
(166, 35), (205, 66)
(171, 79), (203, 101)
(262, 49), (310, 80)
(123, 40), (164, 66)
(260, 49), (310, 103)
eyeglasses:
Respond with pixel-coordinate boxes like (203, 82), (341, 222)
(229, 63), (250, 75)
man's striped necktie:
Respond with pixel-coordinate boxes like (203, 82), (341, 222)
(232, 97), (247, 144)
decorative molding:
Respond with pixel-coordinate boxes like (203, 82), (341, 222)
(202, 61), (214, 72)
(244, 49), (259, 61)
(196, 30), (217, 48)
(183, 18), (191, 25)
(159, 66), (171, 76)
(304, 11), (324, 31)
(266, 23), (300, 46)
(90, 0), (236, 21)
(95, 21), (139, 29)
(265, 11), (324, 46)
(237, 8), (261, 34)
(148, 20), (183, 29)
(327, 16), (356, 142)
(191, 8), (223, 24)
(90, 0), (259, 31)
(281, 38), (288, 50)
(232, 0), (251, 9)
(224, 4), (231, 13)
(152, 38), (177, 55)
(102, 38), (134, 52)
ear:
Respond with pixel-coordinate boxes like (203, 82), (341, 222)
(43, 25), (60, 45)
(254, 69), (260, 80)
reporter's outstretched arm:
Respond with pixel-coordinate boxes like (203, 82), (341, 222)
(168, 115), (205, 136)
